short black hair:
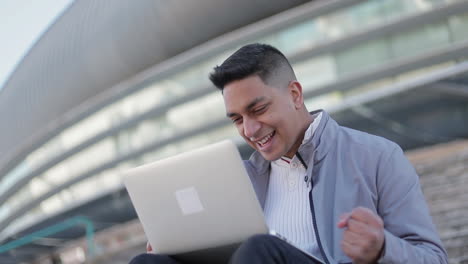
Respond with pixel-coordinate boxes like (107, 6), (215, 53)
(209, 43), (295, 90)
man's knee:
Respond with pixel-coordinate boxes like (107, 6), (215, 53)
(236, 234), (282, 256)
(243, 234), (278, 249)
(230, 234), (284, 263)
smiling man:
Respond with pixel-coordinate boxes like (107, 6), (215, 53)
(209, 44), (447, 264)
(130, 44), (448, 264)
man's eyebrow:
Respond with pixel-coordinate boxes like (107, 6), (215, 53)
(226, 96), (267, 118)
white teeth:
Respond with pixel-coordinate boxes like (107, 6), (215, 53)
(258, 132), (273, 145)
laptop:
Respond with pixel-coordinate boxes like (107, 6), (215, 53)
(123, 140), (323, 263)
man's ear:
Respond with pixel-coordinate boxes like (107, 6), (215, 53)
(288, 81), (304, 109)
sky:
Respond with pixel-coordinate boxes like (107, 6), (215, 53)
(0, 0), (74, 91)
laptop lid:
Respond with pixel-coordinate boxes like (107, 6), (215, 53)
(123, 140), (268, 255)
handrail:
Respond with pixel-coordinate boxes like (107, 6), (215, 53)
(0, 216), (95, 257)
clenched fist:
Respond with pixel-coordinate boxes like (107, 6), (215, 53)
(337, 207), (385, 264)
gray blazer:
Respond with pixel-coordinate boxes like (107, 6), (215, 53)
(244, 110), (448, 264)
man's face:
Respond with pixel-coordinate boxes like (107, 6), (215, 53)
(223, 75), (303, 161)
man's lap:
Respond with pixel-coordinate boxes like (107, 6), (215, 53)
(129, 234), (321, 264)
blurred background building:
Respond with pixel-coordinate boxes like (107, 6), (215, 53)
(0, 0), (467, 263)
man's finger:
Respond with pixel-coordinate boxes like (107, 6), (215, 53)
(337, 212), (352, 228)
(341, 238), (363, 261)
(349, 207), (383, 227)
(342, 229), (363, 246)
(346, 218), (370, 234)
(146, 242), (153, 253)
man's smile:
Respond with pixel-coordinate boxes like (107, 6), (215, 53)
(252, 131), (276, 149)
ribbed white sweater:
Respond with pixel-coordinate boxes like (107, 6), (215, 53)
(263, 112), (322, 256)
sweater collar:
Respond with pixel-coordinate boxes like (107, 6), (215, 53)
(273, 111), (322, 168)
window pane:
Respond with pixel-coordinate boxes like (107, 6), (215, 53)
(294, 55), (337, 91)
(449, 13), (468, 42)
(390, 22), (450, 59)
(334, 39), (390, 76)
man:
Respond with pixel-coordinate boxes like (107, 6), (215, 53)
(130, 44), (447, 264)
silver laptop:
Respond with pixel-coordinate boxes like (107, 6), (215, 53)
(124, 140), (323, 263)
(123, 140), (268, 261)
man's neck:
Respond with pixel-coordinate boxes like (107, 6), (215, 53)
(283, 114), (315, 158)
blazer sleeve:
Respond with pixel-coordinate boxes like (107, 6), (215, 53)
(376, 144), (448, 264)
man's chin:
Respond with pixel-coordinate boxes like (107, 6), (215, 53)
(247, 142), (281, 161)
(258, 150), (282, 161)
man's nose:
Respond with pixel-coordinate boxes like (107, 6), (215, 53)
(243, 117), (261, 139)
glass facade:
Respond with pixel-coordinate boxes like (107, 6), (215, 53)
(2, 0), (468, 237)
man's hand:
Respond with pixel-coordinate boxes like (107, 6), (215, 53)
(337, 207), (385, 264)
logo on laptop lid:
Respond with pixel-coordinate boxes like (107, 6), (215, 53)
(175, 187), (205, 215)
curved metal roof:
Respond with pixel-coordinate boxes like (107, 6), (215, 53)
(0, 0), (308, 171)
